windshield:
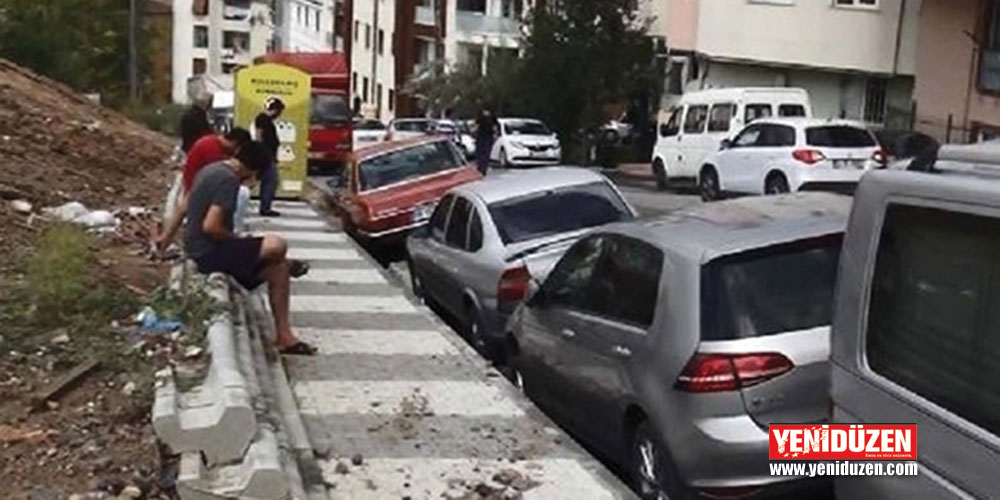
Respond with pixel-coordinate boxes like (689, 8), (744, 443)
(355, 120), (386, 131)
(701, 234), (843, 340)
(503, 120), (550, 136)
(311, 93), (350, 126)
(358, 141), (461, 191)
(806, 126), (876, 147)
(488, 181), (632, 245)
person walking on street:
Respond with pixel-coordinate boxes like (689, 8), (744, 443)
(255, 97), (285, 217)
(154, 128), (252, 252)
(183, 141), (316, 355)
(474, 108), (499, 175)
(180, 95), (214, 154)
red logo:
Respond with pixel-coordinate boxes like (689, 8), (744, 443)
(768, 424), (917, 460)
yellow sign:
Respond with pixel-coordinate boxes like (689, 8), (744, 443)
(235, 63), (311, 199)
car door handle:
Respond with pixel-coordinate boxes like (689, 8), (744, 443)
(611, 345), (632, 358)
(560, 328), (576, 339)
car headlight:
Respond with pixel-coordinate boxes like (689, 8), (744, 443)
(510, 141), (526, 149)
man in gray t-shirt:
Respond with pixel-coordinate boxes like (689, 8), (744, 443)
(184, 141), (315, 355)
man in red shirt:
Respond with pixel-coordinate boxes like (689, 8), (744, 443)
(155, 128), (251, 251)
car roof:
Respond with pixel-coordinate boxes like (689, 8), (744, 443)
(750, 117), (869, 129)
(355, 135), (444, 160)
(678, 87), (809, 103)
(605, 193), (851, 264)
(498, 117), (544, 124)
(451, 166), (610, 204)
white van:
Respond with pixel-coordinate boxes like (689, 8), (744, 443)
(651, 88), (812, 189)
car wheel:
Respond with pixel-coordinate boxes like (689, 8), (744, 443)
(465, 305), (487, 353)
(699, 166), (721, 202)
(407, 258), (425, 302)
(765, 172), (790, 195)
(653, 159), (669, 191)
(631, 421), (687, 500)
(499, 148), (511, 169)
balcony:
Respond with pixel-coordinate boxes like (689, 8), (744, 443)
(416, 5), (437, 26)
(455, 10), (518, 36)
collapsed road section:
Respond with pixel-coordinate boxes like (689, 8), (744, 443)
(246, 200), (635, 500)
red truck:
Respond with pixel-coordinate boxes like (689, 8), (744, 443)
(255, 52), (352, 174)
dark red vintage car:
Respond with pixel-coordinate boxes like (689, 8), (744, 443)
(331, 136), (481, 242)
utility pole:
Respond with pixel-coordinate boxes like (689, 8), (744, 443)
(129, 0), (139, 102)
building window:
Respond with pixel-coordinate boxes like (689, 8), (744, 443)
(192, 0), (209, 16)
(376, 83), (383, 117)
(378, 29), (384, 55)
(352, 72), (358, 93)
(354, 20), (359, 41)
(193, 58), (207, 75)
(365, 24), (371, 50)
(980, 0), (1000, 92)
(864, 77), (888, 124)
(833, 0), (878, 8)
(315, 11), (321, 32)
(458, 0), (486, 13)
(222, 63), (239, 74)
(223, 31), (250, 52)
(363, 76), (369, 102)
(193, 26), (209, 48)
(388, 89), (395, 111)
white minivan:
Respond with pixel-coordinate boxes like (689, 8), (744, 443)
(651, 88), (812, 189)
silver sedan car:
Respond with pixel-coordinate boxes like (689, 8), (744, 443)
(406, 167), (636, 363)
(507, 193), (850, 499)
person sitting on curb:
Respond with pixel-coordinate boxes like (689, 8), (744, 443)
(155, 127), (252, 253)
(184, 141), (316, 356)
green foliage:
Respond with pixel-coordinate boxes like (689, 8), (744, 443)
(0, 0), (146, 103)
(145, 284), (225, 342)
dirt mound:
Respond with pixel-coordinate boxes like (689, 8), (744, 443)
(0, 57), (175, 256)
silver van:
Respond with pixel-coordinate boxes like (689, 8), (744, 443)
(831, 143), (1000, 499)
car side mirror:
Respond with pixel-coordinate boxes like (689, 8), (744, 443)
(720, 138), (732, 150)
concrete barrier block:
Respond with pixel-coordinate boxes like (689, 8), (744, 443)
(177, 427), (288, 500)
(152, 274), (257, 464)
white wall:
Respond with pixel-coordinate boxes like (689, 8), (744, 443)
(351, 0), (395, 120)
(695, 0), (918, 75)
(282, 0), (335, 52)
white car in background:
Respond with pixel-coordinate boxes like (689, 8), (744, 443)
(491, 118), (561, 168)
(353, 118), (387, 147)
(698, 118), (886, 201)
(434, 119), (476, 158)
(386, 118), (434, 142)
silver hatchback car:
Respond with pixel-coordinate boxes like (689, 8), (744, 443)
(407, 167), (636, 362)
(507, 193), (850, 499)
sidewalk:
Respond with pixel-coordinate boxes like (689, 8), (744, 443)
(615, 163), (655, 182)
(246, 200), (635, 500)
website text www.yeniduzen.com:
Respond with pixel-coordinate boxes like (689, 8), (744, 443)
(769, 460), (919, 477)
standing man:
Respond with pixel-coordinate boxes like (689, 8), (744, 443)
(255, 97), (284, 217)
(180, 95), (214, 153)
(184, 142), (315, 355)
(474, 108), (499, 175)
(154, 128), (252, 251)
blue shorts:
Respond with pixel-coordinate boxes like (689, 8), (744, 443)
(193, 237), (265, 290)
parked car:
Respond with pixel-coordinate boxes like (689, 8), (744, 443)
(330, 136), (481, 243)
(407, 167), (636, 362)
(831, 143), (1000, 500)
(491, 118), (562, 168)
(433, 119), (476, 158)
(652, 87), (812, 190)
(353, 118), (387, 147)
(507, 193), (850, 499)
(387, 118), (434, 141)
(698, 118), (886, 201)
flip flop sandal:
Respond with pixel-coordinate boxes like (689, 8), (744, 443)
(279, 341), (317, 356)
(289, 259), (311, 278)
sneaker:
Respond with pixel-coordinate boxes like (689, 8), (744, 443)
(259, 210), (282, 217)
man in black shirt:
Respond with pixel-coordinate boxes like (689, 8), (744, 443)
(180, 96), (214, 153)
(474, 108), (499, 175)
(254, 97), (284, 217)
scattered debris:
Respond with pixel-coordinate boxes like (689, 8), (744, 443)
(334, 461), (350, 475)
(351, 453), (364, 466)
(0, 424), (58, 445)
(10, 199), (32, 213)
(121, 381), (137, 396)
(29, 358), (100, 412)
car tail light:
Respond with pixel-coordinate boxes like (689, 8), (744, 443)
(497, 265), (531, 304)
(872, 148), (888, 167)
(792, 149), (826, 165)
(675, 352), (793, 393)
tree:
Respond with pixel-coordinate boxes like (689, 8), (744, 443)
(0, 0), (140, 104)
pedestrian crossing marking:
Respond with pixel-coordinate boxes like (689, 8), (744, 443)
(290, 295), (417, 314)
(294, 380), (525, 417)
(296, 328), (458, 356)
(296, 268), (386, 284)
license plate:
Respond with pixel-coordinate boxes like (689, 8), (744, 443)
(833, 159), (863, 169)
(413, 204), (435, 222)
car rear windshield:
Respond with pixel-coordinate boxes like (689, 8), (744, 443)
(358, 141), (461, 191)
(488, 181), (632, 245)
(504, 120), (550, 136)
(396, 120), (431, 132)
(806, 126), (876, 147)
(701, 234), (843, 340)
(311, 94), (350, 126)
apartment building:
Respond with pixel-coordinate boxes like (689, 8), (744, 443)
(659, 0), (920, 127)
(912, 0), (1000, 142)
(273, 0), (337, 52)
(444, 0), (522, 74)
(171, 0), (273, 104)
